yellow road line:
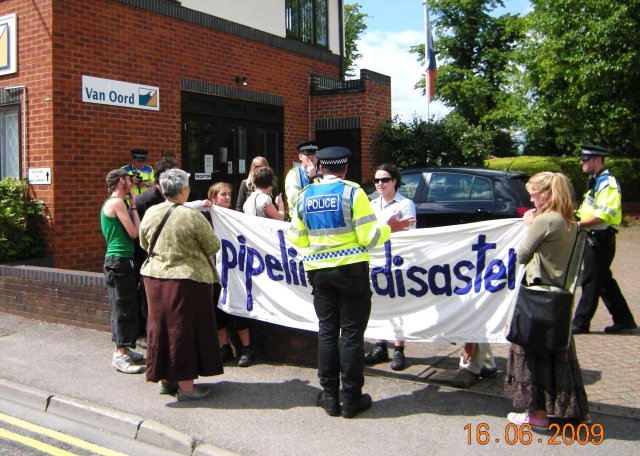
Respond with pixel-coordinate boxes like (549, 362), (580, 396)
(0, 427), (77, 456)
(0, 412), (128, 456)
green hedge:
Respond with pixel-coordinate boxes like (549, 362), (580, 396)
(484, 156), (640, 202)
(0, 178), (46, 263)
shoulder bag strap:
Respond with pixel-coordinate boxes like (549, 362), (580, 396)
(562, 227), (586, 292)
(147, 204), (179, 259)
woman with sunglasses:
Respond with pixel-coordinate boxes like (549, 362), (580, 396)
(364, 163), (416, 371)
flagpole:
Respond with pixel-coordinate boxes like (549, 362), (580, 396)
(423, 0), (430, 122)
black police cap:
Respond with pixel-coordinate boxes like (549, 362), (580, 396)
(316, 146), (351, 166)
(580, 144), (608, 160)
(131, 148), (149, 160)
(297, 141), (319, 155)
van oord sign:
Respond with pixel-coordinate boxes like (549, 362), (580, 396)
(82, 75), (159, 111)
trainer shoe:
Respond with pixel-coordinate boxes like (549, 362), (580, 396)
(177, 385), (211, 401)
(479, 367), (498, 379)
(158, 381), (179, 395)
(112, 352), (145, 374)
(125, 348), (145, 363)
(604, 322), (638, 334)
(342, 393), (372, 419)
(390, 350), (406, 371)
(238, 348), (254, 367)
(364, 346), (388, 365)
(507, 412), (549, 431)
(451, 368), (478, 388)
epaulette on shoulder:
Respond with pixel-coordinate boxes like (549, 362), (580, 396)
(343, 179), (361, 189)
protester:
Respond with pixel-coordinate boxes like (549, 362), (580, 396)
(121, 148), (155, 196)
(101, 169), (145, 374)
(364, 163), (416, 371)
(207, 182), (255, 367)
(243, 166), (285, 221)
(505, 171), (590, 428)
(289, 147), (414, 418)
(572, 145), (637, 334)
(285, 141), (321, 218)
(140, 169), (223, 401)
(236, 156), (279, 212)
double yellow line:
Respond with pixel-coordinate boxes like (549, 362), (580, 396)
(0, 411), (127, 456)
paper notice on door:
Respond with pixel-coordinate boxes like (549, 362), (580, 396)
(204, 155), (213, 173)
(239, 159), (246, 174)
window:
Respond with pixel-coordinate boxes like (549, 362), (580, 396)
(285, 0), (328, 47)
(0, 106), (19, 179)
(399, 172), (422, 201)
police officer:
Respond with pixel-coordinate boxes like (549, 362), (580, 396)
(572, 145), (637, 334)
(122, 148), (155, 196)
(285, 141), (321, 218)
(289, 147), (414, 418)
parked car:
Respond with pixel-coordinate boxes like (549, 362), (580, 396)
(364, 167), (533, 228)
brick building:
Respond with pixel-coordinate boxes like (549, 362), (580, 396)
(0, 0), (391, 271)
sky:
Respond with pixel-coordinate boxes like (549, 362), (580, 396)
(350, 0), (532, 121)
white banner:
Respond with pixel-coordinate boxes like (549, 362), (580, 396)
(212, 206), (528, 343)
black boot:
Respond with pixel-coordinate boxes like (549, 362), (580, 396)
(317, 391), (340, 417)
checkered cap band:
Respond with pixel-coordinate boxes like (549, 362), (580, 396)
(318, 157), (348, 166)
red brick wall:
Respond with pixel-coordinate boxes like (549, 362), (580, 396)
(50, 0), (339, 271)
(0, 265), (318, 365)
(310, 78), (391, 180)
(2, 0), (391, 271)
(0, 1), (55, 254)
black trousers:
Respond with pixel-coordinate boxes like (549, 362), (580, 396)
(104, 257), (140, 348)
(308, 262), (372, 407)
(573, 229), (635, 329)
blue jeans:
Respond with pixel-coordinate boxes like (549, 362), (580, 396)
(104, 257), (140, 349)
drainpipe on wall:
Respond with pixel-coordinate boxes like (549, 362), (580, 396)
(338, 0), (345, 80)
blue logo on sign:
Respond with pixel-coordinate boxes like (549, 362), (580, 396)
(139, 88), (158, 107)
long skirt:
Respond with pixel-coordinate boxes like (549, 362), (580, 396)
(504, 337), (589, 418)
(144, 277), (223, 383)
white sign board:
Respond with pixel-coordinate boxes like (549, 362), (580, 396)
(195, 173), (211, 181)
(28, 168), (51, 185)
(82, 75), (159, 111)
(0, 14), (17, 76)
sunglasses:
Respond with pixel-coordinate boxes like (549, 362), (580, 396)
(373, 177), (393, 184)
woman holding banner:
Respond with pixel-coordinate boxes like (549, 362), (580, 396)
(505, 172), (590, 429)
(364, 163), (416, 371)
(140, 169), (223, 401)
(208, 182), (255, 367)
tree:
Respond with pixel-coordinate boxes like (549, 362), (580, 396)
(410, 0), (526, 156)
(343, 3), (368, 78)
(374, 114), (491, 169)
(520, 0), (640, 156)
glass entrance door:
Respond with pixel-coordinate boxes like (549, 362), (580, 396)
(182, 115), (283, 205)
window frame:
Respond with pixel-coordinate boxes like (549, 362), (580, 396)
(0, 104), (21, 179)
(285, 0), (329, 48)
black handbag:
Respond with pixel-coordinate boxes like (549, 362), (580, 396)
(506, 229), (585, 352)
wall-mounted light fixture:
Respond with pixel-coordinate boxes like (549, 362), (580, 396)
(234, 76), (248, 86)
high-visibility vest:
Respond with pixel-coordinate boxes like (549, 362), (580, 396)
(289, 177), (391, 271)
(576, 169), (622, 230)
(285, 166), (321, 218)
(121, 164), (155, 196)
